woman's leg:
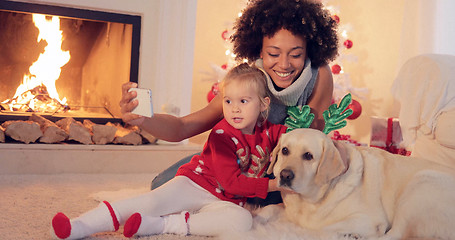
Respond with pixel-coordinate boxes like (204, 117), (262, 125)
(150, 152), (200, 190)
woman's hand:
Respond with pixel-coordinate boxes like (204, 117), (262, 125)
(119, 82), (145, 126)
(118, 82), (223, 141)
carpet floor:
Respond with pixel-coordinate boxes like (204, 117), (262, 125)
(0, 173), (213, 240)
(0, 173), (329, 240)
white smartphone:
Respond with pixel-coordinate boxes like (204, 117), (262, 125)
(128, 87), (154, 118)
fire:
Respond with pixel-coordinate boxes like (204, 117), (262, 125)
(2, 13), (70, 113)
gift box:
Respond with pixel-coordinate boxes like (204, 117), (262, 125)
(370, 116), (411, 156)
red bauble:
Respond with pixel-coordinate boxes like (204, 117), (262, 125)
(332, 14), (340, 24)
(207, 83), (220, 102)
(221, 63), (228, 70)
(331, 64), (342, 74)
(344, 39), (353, 49)
(346, 99), (362, 120)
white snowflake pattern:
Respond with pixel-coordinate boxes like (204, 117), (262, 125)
(199, 160), (204, 165)
(231, 137), (239, 145)
(215, 188), (222, 193)
(215, 129), (224, 134)
(195, 166), (202, 173)
(239, 202), (244, 207)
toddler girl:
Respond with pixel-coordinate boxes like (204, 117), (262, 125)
(51, 63), (287, 239)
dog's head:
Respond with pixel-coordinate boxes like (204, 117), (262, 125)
(267, 128), (349, 202)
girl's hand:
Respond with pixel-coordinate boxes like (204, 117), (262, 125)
(268, 178), (297, 194)
(119, 82), (145, 125)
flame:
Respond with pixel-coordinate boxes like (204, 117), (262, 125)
(4, 13), (70, 112)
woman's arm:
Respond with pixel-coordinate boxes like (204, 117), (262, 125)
(307, 64), (334, 131)
(120, 82), (224, 142)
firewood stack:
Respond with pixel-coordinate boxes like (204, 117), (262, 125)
(0, 114), (158, 145)
(0, 125), (5, 143)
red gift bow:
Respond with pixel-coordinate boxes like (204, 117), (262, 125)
(371, 118), (411, 156)
(331, 131), (362, 146)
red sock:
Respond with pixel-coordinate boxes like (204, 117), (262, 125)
(123, 212), (142, 238)
(52, 212), (71, 239)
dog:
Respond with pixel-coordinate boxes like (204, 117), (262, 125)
(266, 128), (455, 239)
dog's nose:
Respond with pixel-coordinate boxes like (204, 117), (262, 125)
(280, 169), (294, 186)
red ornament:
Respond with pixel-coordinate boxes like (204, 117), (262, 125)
(331, 64), (342, 74)
(332, 14), (340, 24)
(346, 99), (362, 120)
(221, 30), (229, 41)
(221, 63), (228, 70)
(344, 39), (353, 49)
(207, 82), (220, 102)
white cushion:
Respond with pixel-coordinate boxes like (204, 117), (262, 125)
(435, 110), (455, 149)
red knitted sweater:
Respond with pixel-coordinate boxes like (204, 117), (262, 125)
(176, 119), (286, 206)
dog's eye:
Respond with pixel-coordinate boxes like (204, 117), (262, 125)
(281, 147), (289, 155)
(302, 152), (313, 161)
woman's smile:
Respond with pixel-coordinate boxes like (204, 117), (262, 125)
(274, 70), (293, 78)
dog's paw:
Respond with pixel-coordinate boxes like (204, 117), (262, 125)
(253, 204), (284, 224)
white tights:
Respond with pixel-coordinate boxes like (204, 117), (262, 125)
(114, 176), (253, 236)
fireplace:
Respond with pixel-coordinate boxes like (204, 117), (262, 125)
(0, 0), (201, 175)
(0, 0), (141, 124)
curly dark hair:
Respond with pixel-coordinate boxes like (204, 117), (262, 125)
(231, 0), (338, 68)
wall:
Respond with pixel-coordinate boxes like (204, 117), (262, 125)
(328, 0), (406, 144)
(189, 0), (247, 144)
(189, 0), (408, 145)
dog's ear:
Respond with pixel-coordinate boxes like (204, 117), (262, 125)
(266, 138), (282, 175)
(332, 140), (349, 167)
(314, 138), (349, 185)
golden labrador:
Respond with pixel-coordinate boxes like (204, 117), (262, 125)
(267, 128), (455, 239)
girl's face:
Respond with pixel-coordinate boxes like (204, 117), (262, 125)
(222, 79), (269, 135)
(260, 29), (307, 89)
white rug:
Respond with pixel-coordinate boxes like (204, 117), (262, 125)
(93, 188), (342, 240)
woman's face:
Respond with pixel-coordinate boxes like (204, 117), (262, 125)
(260, 29), (307, 89)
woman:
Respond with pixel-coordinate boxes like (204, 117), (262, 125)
(120, 0), (338, 197)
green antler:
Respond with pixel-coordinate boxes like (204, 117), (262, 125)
(322, 93), (353, 134)
(284, 105), (315, 133)
(284, 93), (353, 134)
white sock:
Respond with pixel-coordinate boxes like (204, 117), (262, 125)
(123, 213), (164, 237)
(51, 201), (119, 239)
(163, 211), (190, 236)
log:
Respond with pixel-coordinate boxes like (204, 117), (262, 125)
(55, 117), (92, 145)
(138, 127), (158, 144)
(83, 120), (116, 145)
(29, 114), (68, 143)
(0, 125), (5, 143)
(2, 120), (42, 144)
(107, 122), (142, 145)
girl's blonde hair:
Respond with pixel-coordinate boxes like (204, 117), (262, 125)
(220, 63), (270, 123)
